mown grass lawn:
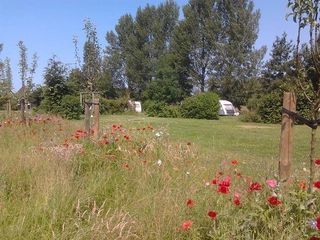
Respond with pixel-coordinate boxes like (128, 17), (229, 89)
(100, 114), (318, 175)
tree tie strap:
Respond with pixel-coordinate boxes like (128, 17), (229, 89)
(282, 107), (318, 129)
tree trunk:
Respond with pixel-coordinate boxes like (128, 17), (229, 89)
(201, 67), (206, 92)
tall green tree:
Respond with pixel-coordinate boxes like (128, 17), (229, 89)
(4, 58), (12, 92)
(142, 53), (185, 104)
(0, 45), (13, 108)
(213, 0), (265, 106)
(73, 19), (102, 93)
(262, 33), (294, 93)
(105, 1), (179, 99)
(17, 41), (38, 95)
(83, 19), (101, 92)
(173, 0), (222, 92)
(42, 57), (69, 113)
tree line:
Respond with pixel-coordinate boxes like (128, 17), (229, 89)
(0, 0), (312, 120)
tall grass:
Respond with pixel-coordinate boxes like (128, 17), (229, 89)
(0, 114), (319, 239)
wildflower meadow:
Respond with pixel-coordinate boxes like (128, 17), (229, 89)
(0, 113), (320, 239)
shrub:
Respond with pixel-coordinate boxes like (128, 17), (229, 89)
(256, 92), (282, 124)
(143, 100), (178, 118)
(99, 97), (128, 114)
(162, 105), (181, 118)
(60, 95), (82, 120)
(239, 109), (262, 123)
(180, 92), (220, 120)
(247, 91), (313, 124)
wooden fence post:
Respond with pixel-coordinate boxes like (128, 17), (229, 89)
(279, 92), (296, 183)
(84, 102), (90, 136)
(20, 98), (26, 124)
(92, 98), (100, 139)
(8, 99), (11, 117)
(6, 100), (11, 118)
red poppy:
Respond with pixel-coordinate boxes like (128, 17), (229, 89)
(217, 185), (229, 194)
(236, 172), (242, 178)
(310, 237), (320, 240)
(219, 176), (231, 187)
(211, 178), (218, 185)
(317, 216), (320, 230)
(314, 181), (320, 189)
(298, 180), (307, 190)
(233, 197), (241, 206)
(122, 163), (129, 169)
(231, 160), (238, 165)
(315, 159), (320, 165)
(181, 220), (193, 230)
(186, 199), (195, 208)
(208, 211), (217, 219)
(249, 182), (262, 192)
(124, 135), (130, 140)
(267, 196), (282, 206)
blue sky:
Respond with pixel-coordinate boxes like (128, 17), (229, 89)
(0, 0), (308, 91)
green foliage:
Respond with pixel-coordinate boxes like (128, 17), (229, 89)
(261, 33), (294, 94)
(143, 100), (181, 118)
(246, 91), (313, 124)
(239, 111), (262, 123)
(105, 2), (179, 99)
(254, 92), (283, 124)
(42, 57), (69, 114)
(29, 85), (44, 108)
(99, 97), (128, 114)
(142, 54), (185, 104)
(60, 95), (82, 120)
(180, 92), (220, 120)
(82, 19), (102, 91)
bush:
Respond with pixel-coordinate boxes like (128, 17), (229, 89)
(180, 92), (220, 120)
(60, 95), (82, 120)
(246, 91), (313, 124)
(239, 108), (262, 123)
(99, 98), (128, 114)
(144, 100), (180, 118)
(256, 92), (283, 124)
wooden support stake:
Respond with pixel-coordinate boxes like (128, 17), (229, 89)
(8, 99), (11, 117)
(279, 92), (296, 183)
(92, 98), (100, 139)
(84, 102), (90, 136)
(20, 98), (26, 124)
(26, 101), (30, 126)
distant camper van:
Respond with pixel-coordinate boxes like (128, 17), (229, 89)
(128, 100), (142, 113)
(219, 100), (238, 116)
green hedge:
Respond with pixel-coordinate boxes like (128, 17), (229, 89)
(99, 98), (128, 114)
(144, 100), (180, 118)
(244, 92), (313, 124)
(60, 95), (82, 120)
(180, 92), (220, 120)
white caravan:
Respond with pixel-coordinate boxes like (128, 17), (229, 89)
(218, 100), (238, 116)
(128, 100), (142, 113)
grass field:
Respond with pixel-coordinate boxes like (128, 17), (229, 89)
(0, 113), (320, 239)
(101, 114), (318, 173)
